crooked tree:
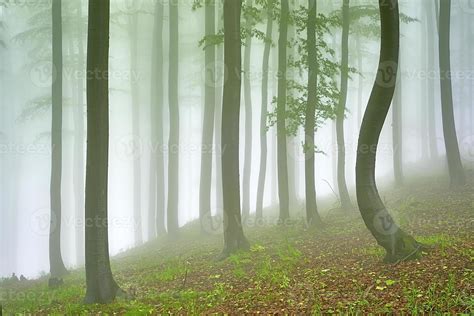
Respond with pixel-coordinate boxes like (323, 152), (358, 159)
(356, 0), (425, 263)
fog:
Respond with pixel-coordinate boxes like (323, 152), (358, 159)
(0, 0), (472, 281)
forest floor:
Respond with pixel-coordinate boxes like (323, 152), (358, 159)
(1, 171), (473, 314)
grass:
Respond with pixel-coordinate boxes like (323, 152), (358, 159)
(1, 172), (473, 314)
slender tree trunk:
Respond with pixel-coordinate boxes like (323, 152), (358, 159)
(214, 0), (224, 216)
(167, 1), (180, 237)
(392, 61), (403, 186)
(199, 0), (216, 234)
(128, 9), (142, 246)
(256, 0), (273, 219)
(84, 0), (121, 303)
(356, 36), (363, 127)
(149, 0), (166, 239)
(336, 0), (353, 211)
(73, 0), (85, 266)
(304, 0), (322, 226)
(242, 0), (253, 219)
(277, 0), (290, 221)
(438, 0), (465, 187)
(356, 0), (423, 263)
(220, 0), (249, 257)
(50, 0), (68, 278)
(426, 0), (438, 160)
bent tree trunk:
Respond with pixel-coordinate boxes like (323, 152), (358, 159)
(167, 1), (180, 237)
(199, 0), (216, 234)
(84, 0), (121, 303)
(50, 0), (68, 278)
(277, 0), (290, 221)
(149, 0), (166, 238)
(336, 0), (353, 211)
(256, 0), (273, 219)
(221, 0), (249, 257)
(304, 0), (322, 226)
(356, 0), (423, 263)
(438, 0), (465, 187)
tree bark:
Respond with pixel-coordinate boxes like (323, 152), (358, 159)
(256, 0), (273, 219)
(336, 0), (353, 211)
(167, 0), (180, 237)
(149, 0), (166, 239)
(277, 0), (290, 221)
(438, 0), (465, 187)
(392, 62), (403, 186)
(128, 6), (142, 246)
(84, 0), (121, 303)
(199, 0), (216, 234)
(50, 0), (68, 278)
(356, 0), (423, 264)
(242, 0), (253, 219)
(73, 0), (85, 267)
(304, 0), (322, 227)
(220, 0), (249, 257)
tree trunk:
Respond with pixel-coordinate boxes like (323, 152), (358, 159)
(220, 0), (249, 257)
(167, 1), (180, 237)
(336, 0), (353, 211)
(50, 0), (68, 278)
(128, 6), (142, 246)
(256, 0), (273, 219)
(277, 0), (290, 221)
(356, 35), (363, 127)
(199, 0), (216, 234)
(242, 0), (253, 219)
(392, 62), (403, 186)
(438, 0), (465, 187)
(304, 0), (322, 227)
(356, 0), (423, 264)
(425, 0), (438, 160)
(149, 0), (166, 239)
(73, 0), (85, 267)
(84, 0), (121, 303)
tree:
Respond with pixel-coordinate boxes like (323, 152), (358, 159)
(84, 0), (121, 303)
(356, 0), (424, 263)
(167, 0), (180, 237)
(277, 0), (290, 222)
(438, 0), (465, 187)
(241, 0), (254, 219)
(304, 0), (323, 227)
(199, 0), (217, 234)
(128, 1), (143, 246)
(392, 62), (403, 186)
(220, 0), (249, 257)
(256, 0), (274, 219)
(149, 0), (166, 238)
(335, 0), (353, 211)
(49, 0), (68, 279)
(72, 0), (86, 266)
